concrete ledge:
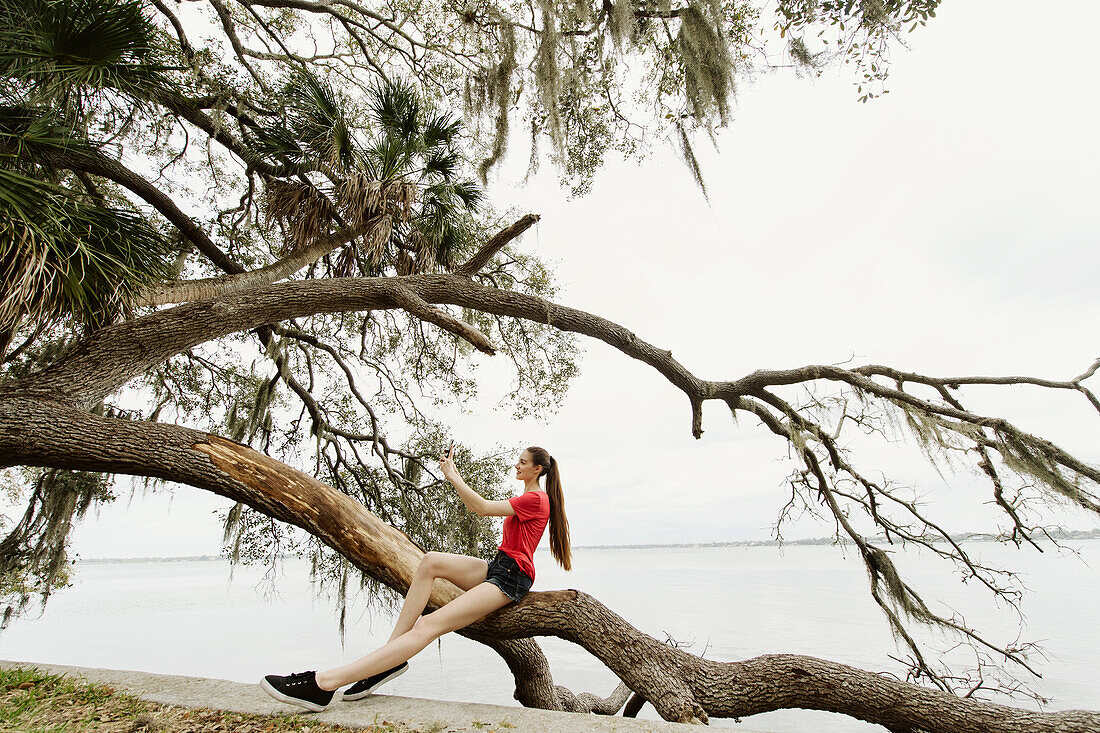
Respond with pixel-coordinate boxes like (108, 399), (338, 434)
(1, 660), (763, 732)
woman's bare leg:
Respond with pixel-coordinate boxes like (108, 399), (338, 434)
(388, 552), (488, 641)
(314, 582), (511, 691)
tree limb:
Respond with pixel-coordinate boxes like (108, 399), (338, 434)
(3, 399), (1095, 731)
(137, 218), (380, 306)
(153, 94), (292, 179)
(34, 146), (242, 276)
(6, 273), (1097, 714)
(388, 285), (496, 355)
(456, 214), (539, 276)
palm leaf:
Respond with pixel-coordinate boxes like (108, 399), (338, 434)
(262, 178), (339, 251)
(422, 150), (458, 180)
(252, 78), (483, 275)
(364, 135), (416, 181)
(0, 0), (177, 109)
(243, 122), (308, 166)
(0, 166), (171, 335)
(448, 180), (483, 211)
(0, 104), (100, 175)
(420, 111), (462, 152)
(368, 78), (421, 144)
(285, 72), (357, 172)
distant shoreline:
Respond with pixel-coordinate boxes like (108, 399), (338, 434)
(76, 528), (1100, 563)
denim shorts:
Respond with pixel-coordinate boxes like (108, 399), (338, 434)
(484, 550), (533, 602)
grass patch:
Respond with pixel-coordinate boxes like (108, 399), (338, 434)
(0, 666), (433, 732)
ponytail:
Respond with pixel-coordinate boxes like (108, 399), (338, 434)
(527, 447), (572, 571)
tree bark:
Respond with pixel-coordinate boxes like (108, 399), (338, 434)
(0, 395), (1096, 732)
(10, 274), (706, 411)
(456, 214), (540, 276)
(133, 212), (541, 307)
(135, 220), (377, 307)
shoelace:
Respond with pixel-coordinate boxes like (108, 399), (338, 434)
(285, 671), (315, 685)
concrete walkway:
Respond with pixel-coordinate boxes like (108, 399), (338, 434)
(1, 660), (770, 732)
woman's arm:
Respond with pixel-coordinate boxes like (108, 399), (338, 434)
(441, 448), (516, 518)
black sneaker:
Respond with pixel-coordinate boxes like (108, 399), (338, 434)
(260, 670), (335, 712)
(342, 662), (408, 701)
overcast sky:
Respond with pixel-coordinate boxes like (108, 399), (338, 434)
(60, 0), (1100, 558)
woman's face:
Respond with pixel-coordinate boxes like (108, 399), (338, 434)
(514, 450), (541, 483)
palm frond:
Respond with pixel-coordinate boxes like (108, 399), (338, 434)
(0, 0), (177, 110)
(285, 72), (357, 172)
(335, 174), (415, 227)
(262, 178), (338, 251)
(449, 179), (483, 211)
(243, 122), (311, 168)
(254, 79), (482, 276)
(368, 77), (421, 144)
(0, 167), (171, 335)
(412, 183), (477, 271)
(361, 213), (392, 268)
(0, 104), (99, 174)
(364, 135), (415, 181)
(420, 111), (462, 151)
(422, 150), (458, 181)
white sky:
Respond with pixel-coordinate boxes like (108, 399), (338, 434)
(65, 0), (1099, 558)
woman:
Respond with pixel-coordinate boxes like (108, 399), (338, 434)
(260, 445), (571, 712)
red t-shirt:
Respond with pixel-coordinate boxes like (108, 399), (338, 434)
(499, 490), (549, 580)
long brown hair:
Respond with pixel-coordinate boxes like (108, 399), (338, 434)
(526, 446), (572, 571)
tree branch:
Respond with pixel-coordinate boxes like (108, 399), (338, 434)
(5, 400), (1096, 731)
(456, 214), (539, 276)
(154, 94), (291, 179)
(35, 146), (242, 276)
(207, 0), (276, 93)
(6, 274), (1096, 716)
(389, 285), (496, 355)
(555, 681), (631, 714)
(137, 218), (379, 306)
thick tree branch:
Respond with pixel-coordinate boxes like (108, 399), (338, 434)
(4, 400), (1095, 730)
(137, 218), (379, 306)
(8, 275), (701, 409)
(389, 286), (496, 355)
(555, 681), (632, 714)
(14, 275), (1097, 465)
(5, 274), (1096, 722)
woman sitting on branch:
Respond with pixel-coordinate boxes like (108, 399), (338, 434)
(261, 445), (571, 711)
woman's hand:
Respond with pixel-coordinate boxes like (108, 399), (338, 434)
(440, 445), (507, 517)
(440, 445), (459, 482)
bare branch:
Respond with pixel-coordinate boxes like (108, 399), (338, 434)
(456, 214), (539, 276)
(154, 94), (291, 179)
(207, 0), (276, 93)
(138, 218), (379, 306)
(33, 146), (242, 275)
(389, 286), (496, 355)
(1073, 358), (1100, 384)
(151, 0), (196, 63)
